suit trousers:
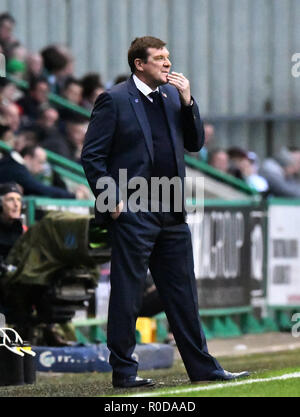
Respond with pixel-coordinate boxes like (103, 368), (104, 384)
(106, 209), (223, 381)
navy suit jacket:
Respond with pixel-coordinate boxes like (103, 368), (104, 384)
(81, 76), (204, 224)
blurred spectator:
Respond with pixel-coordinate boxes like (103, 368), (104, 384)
(81, 73), (104, 111)
(114, 74), (129, 85)
(6, 41), (28, 79)
(7, 41), (27, 61)
(27, 106), (63, 145)
(0, 182), (25, 260)
(13, 130), (38, 153)
(26, 52), (44, 81)
(0, 124), (14, 146)
(0, 93), (17, 144)
(259, 147), (300, 198)
(65, 117), (88, 162)
(64, 118), (88, 162)
(61, 77), (82, 106)
(37, 106), (59, 130)
(287, 146), (300, 180)
(227, 146), (268, 192)
(199, 123), (215, 162)
(207, 148), (229, 173)
(55, 44), (74, 77)
(58, 77), (85, 122)
(0, 145), (87, 199)
(246, 152), (269, 192)
(227, 147), (249, 180)
(17, 76), (50, 123)
(0, 13), (17, 57)
(0, 101), (21, 133)
(42, 116), (87, 163)
(187, 123), (215, 161)
(40, 128), (68, 158)
(41, 45), (71, 94)
(0, 78), (19, 104)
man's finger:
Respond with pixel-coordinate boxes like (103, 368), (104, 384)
(167, 79), (182, 88)
(170, 71), (184, 76)
(170, 71), (186, 79)
(168, 75), (187, 85)
(167, 75), (183, 83)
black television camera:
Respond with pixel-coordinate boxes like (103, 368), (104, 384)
(0, 215), (111, 344)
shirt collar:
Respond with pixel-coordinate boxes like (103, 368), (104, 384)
(132, 74), (159, 101)
(11, 151), (25, 165)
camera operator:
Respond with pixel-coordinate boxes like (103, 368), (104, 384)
(0, 182), (26, 266)
(0, 182), (26, 325)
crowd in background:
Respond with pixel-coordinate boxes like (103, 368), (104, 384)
(192, 123), (300, 198)
(0, 12), (300, 200)
(0, 13), (129, 200)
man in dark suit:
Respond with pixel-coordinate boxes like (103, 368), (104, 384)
(81, 36), (249, 388)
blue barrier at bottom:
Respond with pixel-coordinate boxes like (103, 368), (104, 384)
(33, 343), (174, 373)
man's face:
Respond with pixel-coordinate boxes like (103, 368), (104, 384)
(0, 19), (14, 43)
(40, 108), (59, 128)
(204, 124), (215, 145)
(233, 157), (253, 177)
(66, 123), (88, 146)
(211, 152), (229, 173)
(1, 192), (22, 221)
(2, 83), (17, 101)
(25, 148), (47, 175)
(63, 83), (82, 105)
(3, 103), (20, 132)
(31, 82), (49, 104)
(27, 53), (43, 77)
(135, 47), (172, 88)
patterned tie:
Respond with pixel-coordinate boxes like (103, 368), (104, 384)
(149, 91), (160, 104)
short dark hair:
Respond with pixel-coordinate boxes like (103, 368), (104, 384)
(29, 76), (49, 91)
(20, 145), (38, 158)
(114, 74), (129, 85)
(81, 73), (103, 98)
(63, 77), (82, 91)
(227, 147), (248, 160)
(0, 13), (16, 26)
(128, 36), (166, 73)
(41, 45), (68, 73)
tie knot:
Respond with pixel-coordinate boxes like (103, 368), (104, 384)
(149, 91), (160, 103)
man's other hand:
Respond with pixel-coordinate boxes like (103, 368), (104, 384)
(111, 200), (124, 220)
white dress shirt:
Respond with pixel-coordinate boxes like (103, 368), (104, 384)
(132, 74), (159, 102)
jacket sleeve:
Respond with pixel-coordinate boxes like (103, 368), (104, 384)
(181, 98), (205, 152)
(81, 92), (121, 212)
(259, 169), (300, 198)
(16, 166), (75, 199)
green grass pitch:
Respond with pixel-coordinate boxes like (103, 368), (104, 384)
(0, 348), (299, 397)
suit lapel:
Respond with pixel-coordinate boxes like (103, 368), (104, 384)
(127, 78), (154, 163)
